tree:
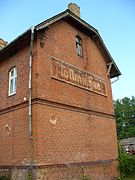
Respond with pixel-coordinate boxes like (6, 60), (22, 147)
(114, 96), (135, 139)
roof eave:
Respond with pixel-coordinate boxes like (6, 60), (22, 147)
(36, 9), (98, 34)
(0, 28), (31, 56)
(110, 62), (122, 78)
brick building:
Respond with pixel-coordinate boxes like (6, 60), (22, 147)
(0, 3), (121, 179)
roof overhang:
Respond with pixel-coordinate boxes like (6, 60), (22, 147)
(0, 29), (31, 58)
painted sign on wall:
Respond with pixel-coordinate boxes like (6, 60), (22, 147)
(51, 57), (106, 96)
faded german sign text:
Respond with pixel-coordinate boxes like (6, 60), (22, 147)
(51, 58), (106, 96)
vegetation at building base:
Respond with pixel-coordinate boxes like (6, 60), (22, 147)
(114, 96), (135, 139)
(118, 143), (135, 179)
(114, 96), (135, 179)
(82, 176), (91, 180)
(0, 176), (10, 180)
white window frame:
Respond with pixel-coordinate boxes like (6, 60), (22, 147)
(8, 67), (17, 96)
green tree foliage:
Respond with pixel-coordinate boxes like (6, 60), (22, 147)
(114, 96), (135, 139)
(118, 142), (135, 178)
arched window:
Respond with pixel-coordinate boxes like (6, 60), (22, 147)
(76, 36), (83, 57)
(8, 67), (17, 95)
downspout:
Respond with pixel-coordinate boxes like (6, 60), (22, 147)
(28, 26), (35, 136)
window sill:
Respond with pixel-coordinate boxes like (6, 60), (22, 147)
(8, 92), (16, 97)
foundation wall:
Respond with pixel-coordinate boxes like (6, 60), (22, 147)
(0, 160), (119, 180)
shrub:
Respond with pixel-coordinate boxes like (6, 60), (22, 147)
(118, 143), (135, 178)
(0, 176), (10, 180)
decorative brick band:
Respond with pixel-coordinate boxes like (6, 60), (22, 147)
(33, 98), (115, 119)
(0, 98), (115, 119)
(0, 101), (28, 115)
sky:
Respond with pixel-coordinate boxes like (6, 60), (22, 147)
(0, 0), (135, 100)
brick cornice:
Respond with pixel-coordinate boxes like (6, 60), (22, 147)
(33, 98), (115, 119)
(0, 98), (115, 119)
(0, 101), (28, 115)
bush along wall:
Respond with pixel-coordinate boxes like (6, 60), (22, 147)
(118, 143), (135, 178)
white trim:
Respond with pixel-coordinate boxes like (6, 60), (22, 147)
(8, 67), (17, 96)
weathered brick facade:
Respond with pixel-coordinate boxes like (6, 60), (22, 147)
(0, 5), (121, 179)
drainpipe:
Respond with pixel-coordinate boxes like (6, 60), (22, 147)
(28, 26), (35, 136)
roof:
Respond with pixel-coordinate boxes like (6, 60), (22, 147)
(120, 137), (135, 145)
(0, 9), (121, 78)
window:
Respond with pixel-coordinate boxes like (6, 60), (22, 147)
(8, 67), (17, 96)
(76, 36), (83, 57)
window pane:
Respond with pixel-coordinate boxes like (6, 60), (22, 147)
(76, 36), (83, 57)
(13, 79), (15, 92)
(9, 67), (17, 95)
(10, 79), (14, 94)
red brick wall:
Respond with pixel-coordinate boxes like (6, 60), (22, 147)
(34, 19), (118, 166)
(0, 40), (37, 166)
(36, 20), (114, 115)
(0, 19), (118, 178)
(0, 107), (32, 165)
(0, 43), (30, 109)
(35, 104), (118, 165)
